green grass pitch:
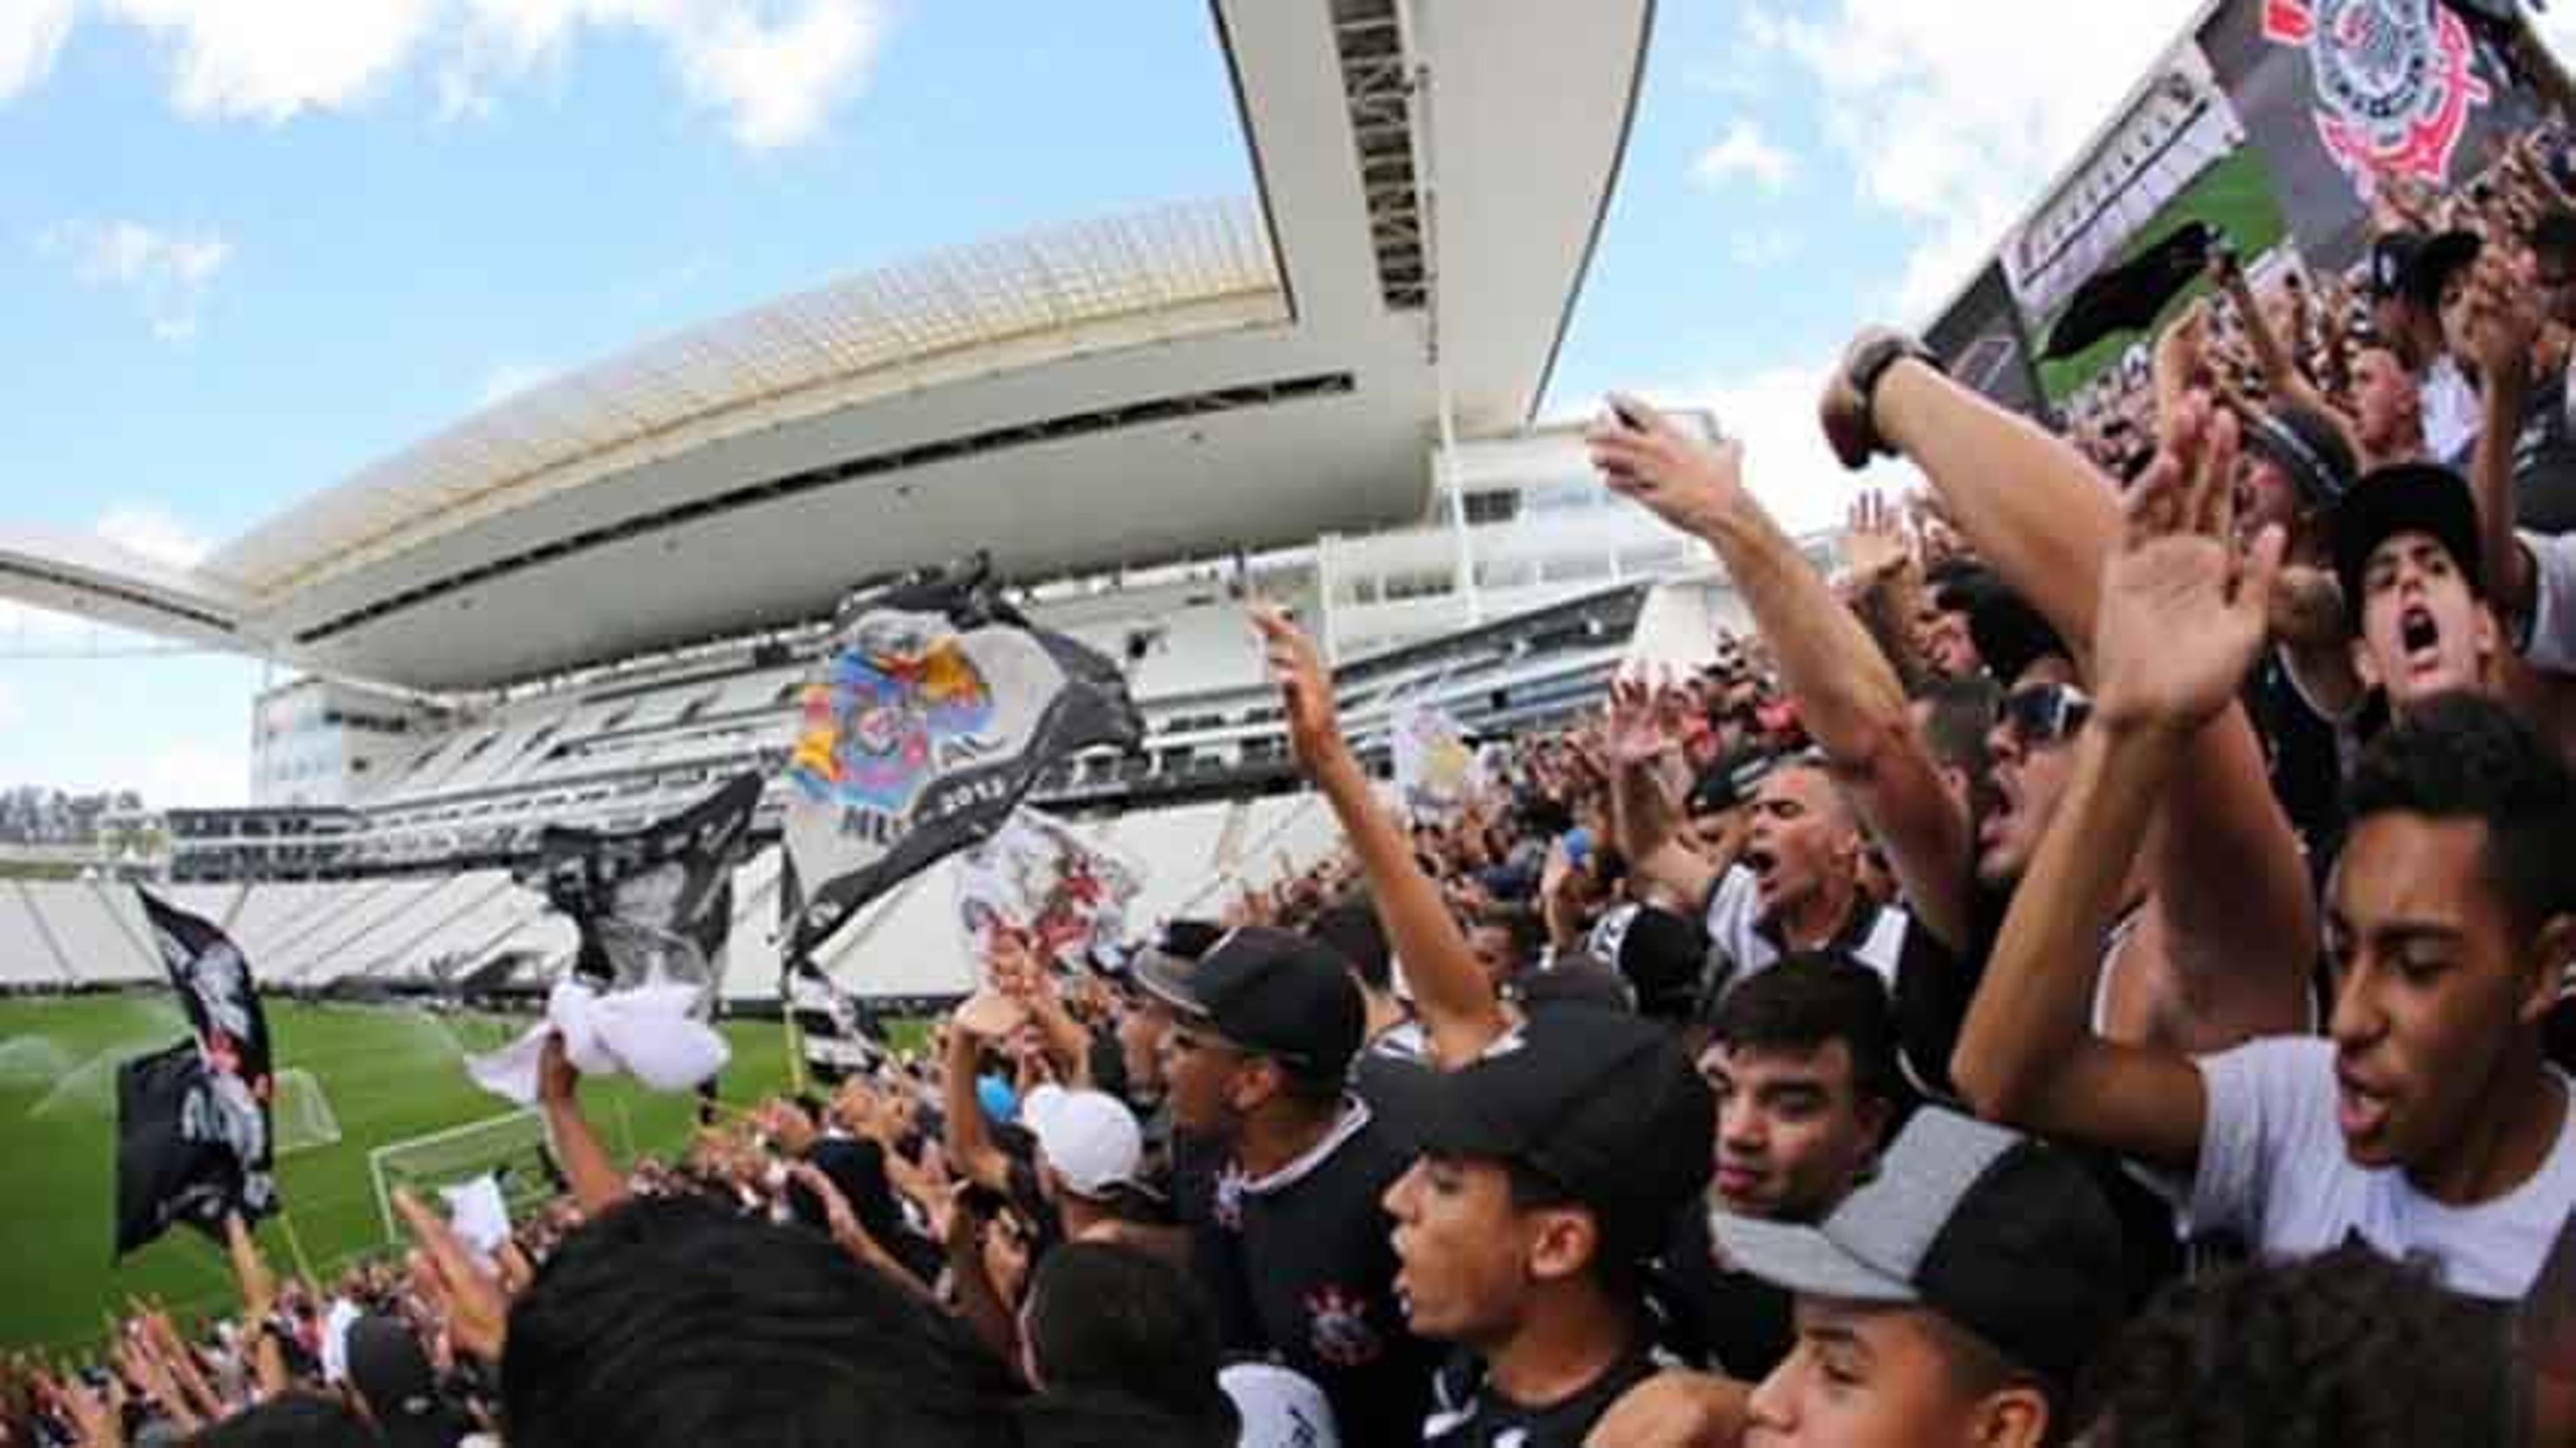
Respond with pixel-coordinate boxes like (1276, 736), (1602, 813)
(0, 994), (796, 1352)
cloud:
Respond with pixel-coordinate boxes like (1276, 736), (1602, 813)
(0, 0), (75, 101)
(37, 218), (232, 340)
(1746, 0), (2200, 319)
(97, 0), (440, 121)
(0, 0), (891, 148)
(95, 503), (211, 568)
(475, 358), (557, 407)
(1691, 119), (1796, 193)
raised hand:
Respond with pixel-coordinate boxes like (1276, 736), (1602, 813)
(1585, 392), (1749, 534)
(392, 1188), (508, 1364)
(2092, 395), (2284, 737)
(1842, 489), (1913, 582)
(2466, 248), (2544, 388)
(536, 1029), (580, 1108)
(1248, 604), (1349, 778)
(1603, 675), (1670, 766)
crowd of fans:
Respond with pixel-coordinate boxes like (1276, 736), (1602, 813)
(30, 93), (2576, 1448)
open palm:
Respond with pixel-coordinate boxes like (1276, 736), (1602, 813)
(2094, 399), (2282, 735)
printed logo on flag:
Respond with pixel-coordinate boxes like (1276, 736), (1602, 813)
(2261, 0), (2490, 199)
(790, 609), (999, 817)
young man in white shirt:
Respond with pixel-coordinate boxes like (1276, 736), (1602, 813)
(1956, 400), (2576, 1300)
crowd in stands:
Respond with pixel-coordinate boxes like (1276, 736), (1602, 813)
(36, 91), (2576, 1448)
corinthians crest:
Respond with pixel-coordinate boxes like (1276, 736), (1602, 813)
(2262, 0), (2491, 198)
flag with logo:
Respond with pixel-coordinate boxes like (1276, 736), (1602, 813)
(117, 892), (278, 1256)
(955, 808), (1142, 972)
(1391, 700), (1477, 823)
(778, 559), (1144, 961)
(782, 954), (888, 1086)
(536, 771), (761, 1016)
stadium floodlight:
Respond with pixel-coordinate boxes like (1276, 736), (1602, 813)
(269, 1068), (341, 1157)
(367, 1110), (557, 1245)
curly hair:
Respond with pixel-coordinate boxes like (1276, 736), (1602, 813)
(2347, 690), (2576, 935)
(2077, 1242), (2518, 1448)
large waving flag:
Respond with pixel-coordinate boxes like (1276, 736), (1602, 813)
(117, 892), (277, 1256)
(536, 770), (762, 1015)
(955, 808), (1143, 973)
(779, 560), (1143, 961)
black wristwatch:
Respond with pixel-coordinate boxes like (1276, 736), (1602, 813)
(1845, 333), (1942, 454)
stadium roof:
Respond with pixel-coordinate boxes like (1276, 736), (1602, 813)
(3, 0), (1655, 692)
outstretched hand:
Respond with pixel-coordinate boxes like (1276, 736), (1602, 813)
(1585, 392), (1748, 535)
(392, 1188), (508, 1364)
(1250, 603), (1350, 778)
(2092, 395), (2284, 737)
(1603, 675), (1670, 766)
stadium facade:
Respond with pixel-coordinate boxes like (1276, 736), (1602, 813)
(0, 0), (1805, 1004)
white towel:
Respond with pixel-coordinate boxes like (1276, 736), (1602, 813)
(465, 978), (727, 1106)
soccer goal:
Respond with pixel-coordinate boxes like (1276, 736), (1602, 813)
(368, 1110), (559, 1244)
(270, 1068), (342, 1156)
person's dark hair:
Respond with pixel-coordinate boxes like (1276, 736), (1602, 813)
(2076, 1243), (2515, 1448)
(190, 1395), (378, 1447)
(502, 1196), (1018, 1448)
(1023, 1243), (1231, 1431)
(1915, 675), (2000, 781)
(1468, 903), (1547, 970)
(2347, 690), (2576, 935)
(1709, 953), (1902, 1107)
(2532, 207), (2576, 269)
(1309, 896), (1392, 993)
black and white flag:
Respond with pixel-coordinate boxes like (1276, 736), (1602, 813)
(783, 954), (888, 1085)
(777, 558), (1143, 960)
(537, 770), (761, 1016)
(117, 892), (277, 1257)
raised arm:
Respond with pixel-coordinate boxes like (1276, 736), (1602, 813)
(941, 995), (1016, 1194)
(536, 1033), (629, 1217)
(2465, 247), (2543, 623)
(1834, 338), (2316, 1042)
(1252, 605), (1510, 1066)
(1587, 399), (1974, 949)
(1604, 676), (1725, 912)
(1955, 400), (2282, 1170)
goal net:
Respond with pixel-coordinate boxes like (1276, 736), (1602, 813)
(270, 1068), (342, 1156)
(368, 1110), (559, 1243)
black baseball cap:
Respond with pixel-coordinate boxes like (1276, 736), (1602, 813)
(1586, 902), (1708, 1023)
(2369, 228), (2481, 307)
(2330, 463), (2487, 627)
(1133, 925), (1364, 1082)
(2242, 403), (2359, 507)
(346, 1314), (476, 1448)
(1390, 1006), (1715, 1257)
(1713, 1107), (2123, 1394)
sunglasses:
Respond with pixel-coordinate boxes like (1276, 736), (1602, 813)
(1997, 683), (2092, 747)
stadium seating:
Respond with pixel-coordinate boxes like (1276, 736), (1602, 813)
(25, 882), (156, 983)
(0, 884), (77, 986)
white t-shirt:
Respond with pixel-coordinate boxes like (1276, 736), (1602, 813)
(2422, 353), (2483, 466)
(2519, 527), (2576, 676)
(2186, 1036), (2576, 1298)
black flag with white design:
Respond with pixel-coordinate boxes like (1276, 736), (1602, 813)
(777, 557), (1143, 960)
(536, 771), (761, 1017)
(119, 892), (278, 1256)
(782, 953), (888, 1085)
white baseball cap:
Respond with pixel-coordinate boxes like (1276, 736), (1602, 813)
(1220, 1363), (1339, 1448)
(1021, 1084), (1142, 1200)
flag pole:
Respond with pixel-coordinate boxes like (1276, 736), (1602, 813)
(272, 1210), (318, 1290)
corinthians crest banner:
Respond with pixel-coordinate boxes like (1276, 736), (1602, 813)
(2199, 0), (2546, 264)
(780, 562), (1144, 960)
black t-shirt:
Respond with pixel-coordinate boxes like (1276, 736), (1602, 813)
(2512, 365), (2576, 535)
(1422, 1331), (1664, 1447)
(2243, 654), (2347, 880)
(1646, 1198), (1794, 1380)
(1191, 1105), (1440, 1447)
(1352, 1022), (1435, 1145)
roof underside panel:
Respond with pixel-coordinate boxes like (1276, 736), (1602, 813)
(208, 200), (1285, 601)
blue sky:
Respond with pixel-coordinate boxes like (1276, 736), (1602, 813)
(0, 0), (2277, 803)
